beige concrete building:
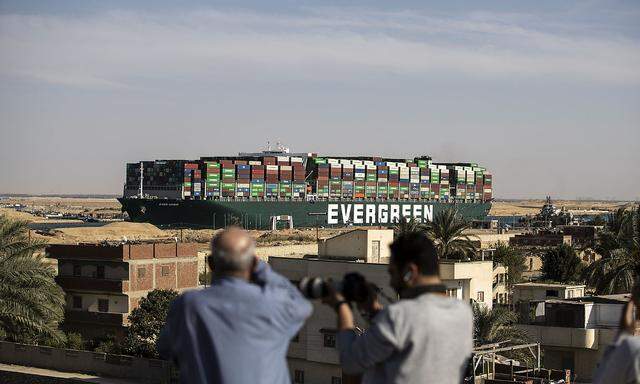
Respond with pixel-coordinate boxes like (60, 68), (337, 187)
(317, 229), (393, 263)
(517, 294), (630, 381)
(467, 232), (518, 250)
(513, 282), (586, 304)
(270, 255), (493, 384)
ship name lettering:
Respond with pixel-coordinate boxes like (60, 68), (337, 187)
(327, 204), (433, 225)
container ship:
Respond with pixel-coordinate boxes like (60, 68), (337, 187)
(118, 147), (493, 229)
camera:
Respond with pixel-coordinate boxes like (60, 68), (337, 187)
(298, 272), (371, 303)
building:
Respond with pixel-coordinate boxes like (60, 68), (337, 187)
(558, 225), (598, 247)
(513, 282), (586, 304)
(492, 263), (509, 305)
(317, 229), (393, 263)
(510, 233), (572, 247)
(270, 253), (493, 384)
(46, 242), (200, 339)
(517, 294), (631, 381)
(467, 231), (518, 250)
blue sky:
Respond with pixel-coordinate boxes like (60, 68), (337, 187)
(1, 1), (639, 199)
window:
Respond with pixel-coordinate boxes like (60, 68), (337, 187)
(477, 291), (485, 302)
(138, 267), (146, 278)
(161, 265), (170, 277)
(73, 264), (81, 276)
(331, 377), (342, 384)
(291, 333), (300, 343)
(324, 333), (336, 348)
(546, 289), (559, 297)
(96, 265), (105, 279)
(98, 299), (109, 313)
(72, 296), (82, 309)
(293, 369), (304, 384)
(446, 288), (457, 298)
(567, 290), (574, 298)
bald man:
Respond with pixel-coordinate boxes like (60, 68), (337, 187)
(158, 228), (312, 384)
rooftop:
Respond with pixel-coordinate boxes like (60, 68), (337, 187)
(545, 294), (631, 305)
(46, 242), (203, 261)
(514, 282), (586, 289)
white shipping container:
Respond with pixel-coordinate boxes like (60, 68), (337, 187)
(280, 165), (293, 171)
(342, 165), (354, 170)
(248, 161), (262, 165)
(388, 166), (398, 171)
(327, 158), (339, 164)
(363, 160), (374, 166)
(352, 160), (363, 166)
(277, 156), (290, 162)
(266, 165), (279, 171)
(484, 188), (492, 193)
(290, 157), (303, 163)
(378, 178), (388, 182)
(366, 165), (377, 170)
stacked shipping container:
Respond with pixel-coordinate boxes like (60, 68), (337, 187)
(136, 155), (493, 202)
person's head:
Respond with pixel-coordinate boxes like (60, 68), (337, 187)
(208, 227), (257, 280)
(388, 231), (439, 294)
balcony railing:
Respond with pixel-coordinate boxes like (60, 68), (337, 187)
(55, 276), (124, 293)
(65, 310), (126, 326)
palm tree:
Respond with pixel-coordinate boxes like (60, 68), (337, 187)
(0, 215), (65, 343)
(583, 205), (639, 294)
(473, 303), (533, 365)
(393, 216), (427, 237)
(424, 207), (477, 260)
(492, 242), (526, 291)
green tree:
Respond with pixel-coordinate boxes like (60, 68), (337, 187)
(122, 289), (178, 358)
(541, 244), (583, 283)
(492, 242), (526, 290)
(0, 215), (65, 344)
(393, 216), (427, 237)
(583, 205), (639, 294)
(472, 303), (533, 365)
(424, 207), (477, 260)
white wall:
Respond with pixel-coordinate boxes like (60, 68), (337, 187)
(66, 293), (129, 313)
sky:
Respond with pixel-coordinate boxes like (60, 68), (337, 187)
(0, 0), (639, 200)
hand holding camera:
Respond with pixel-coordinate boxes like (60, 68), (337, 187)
(298, 272), (383, 318)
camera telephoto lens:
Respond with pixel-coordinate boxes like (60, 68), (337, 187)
(298, 277), (328, 299)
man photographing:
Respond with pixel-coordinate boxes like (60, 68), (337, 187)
(158, 227), (312, 384)
(324, 231), (473, 384)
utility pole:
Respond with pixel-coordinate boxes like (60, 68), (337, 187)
(308, 212), (327, 240)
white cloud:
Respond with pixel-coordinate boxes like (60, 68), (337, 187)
(0, 8), (639, 90)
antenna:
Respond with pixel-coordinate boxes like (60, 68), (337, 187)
(139, 162), (144, 198)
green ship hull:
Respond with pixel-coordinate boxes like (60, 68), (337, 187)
(118, 198), (491, 229)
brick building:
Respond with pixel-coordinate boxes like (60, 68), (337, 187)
(509, 233), (572, 247)
(46, 242), (201, 339)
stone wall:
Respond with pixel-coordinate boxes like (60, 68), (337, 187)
(0, 341), (172, 384)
